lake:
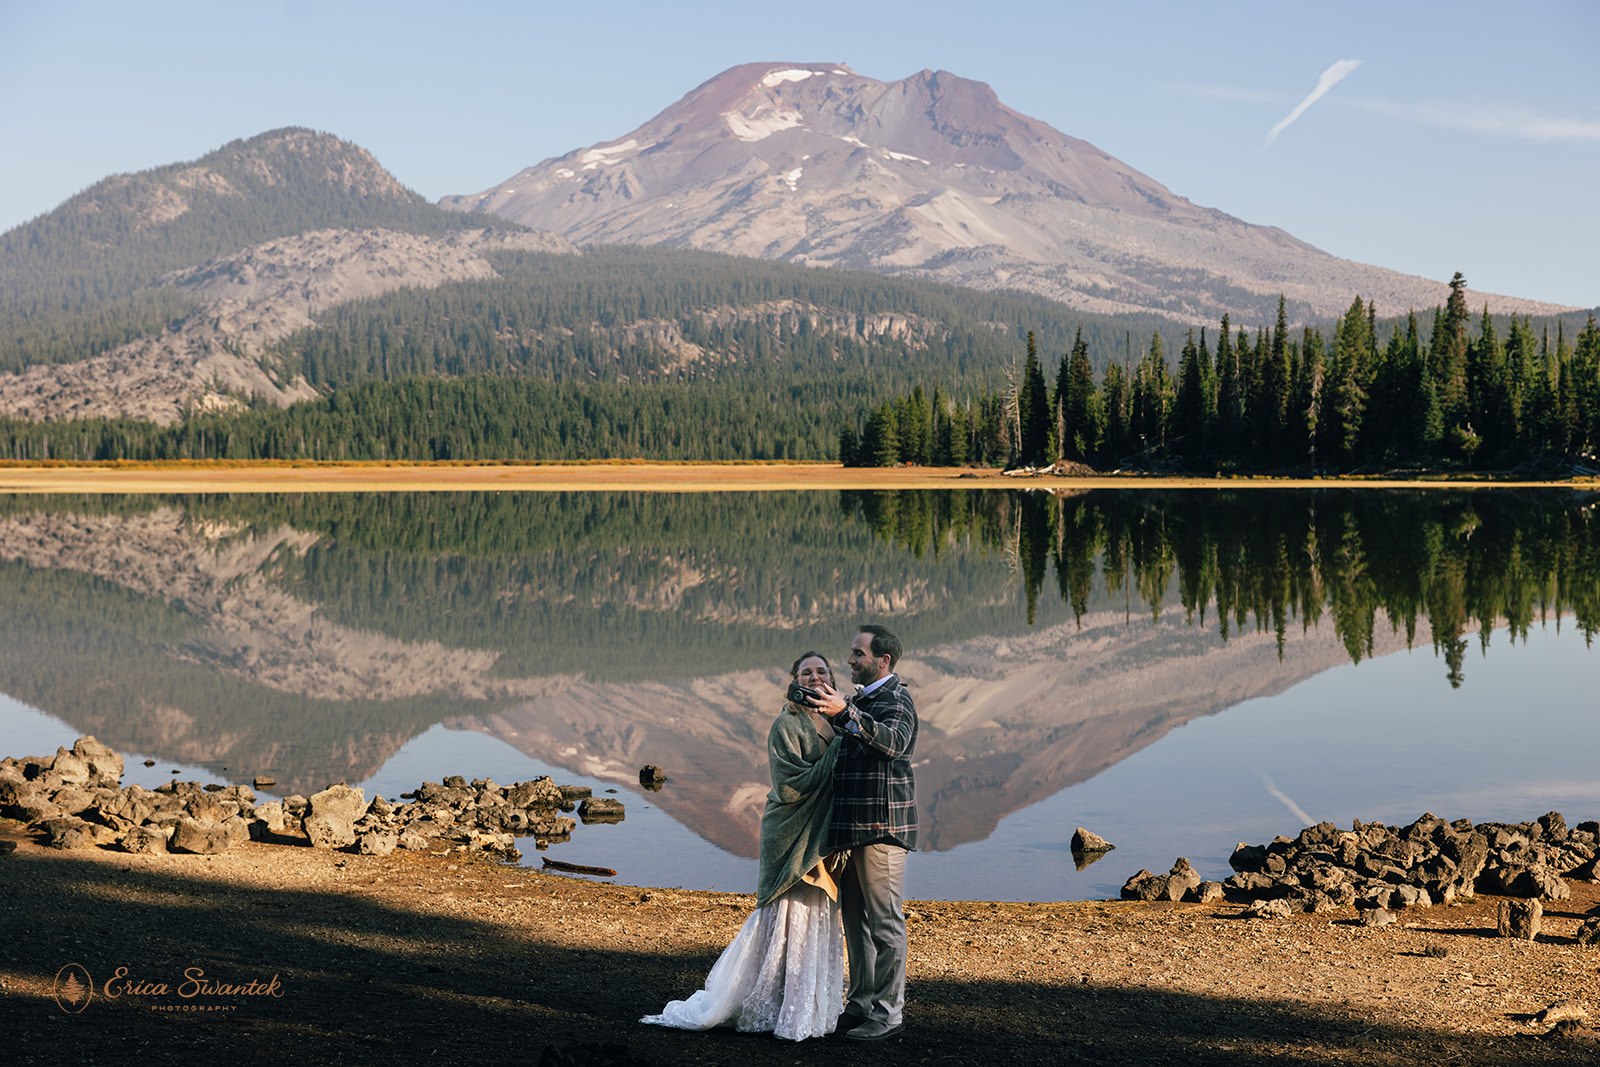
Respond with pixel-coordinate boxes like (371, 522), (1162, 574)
(2, 487), (1596, 901)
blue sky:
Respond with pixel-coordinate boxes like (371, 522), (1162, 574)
(2, 0), (1596, 309)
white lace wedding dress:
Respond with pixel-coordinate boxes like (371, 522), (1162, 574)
(640, 880), (844, 1041)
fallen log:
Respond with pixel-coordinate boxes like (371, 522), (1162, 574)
(542, 858), (618, 877)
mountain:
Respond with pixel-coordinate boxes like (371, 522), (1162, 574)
(443, 62), (1574, 323)
(0, 128), (572, 422)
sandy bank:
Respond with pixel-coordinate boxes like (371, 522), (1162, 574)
(2, 823), (1597, 1065)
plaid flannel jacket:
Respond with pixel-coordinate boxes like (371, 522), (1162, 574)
(827, 674), (918, 852)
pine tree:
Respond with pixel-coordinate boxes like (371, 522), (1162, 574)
(1431, 272), (1473, 456)
(1018, 332), (1052, 466)
(1059, 328), (1101, 463)
(1292, 325), (1326, 468)
(1100, 360), (1132, 465)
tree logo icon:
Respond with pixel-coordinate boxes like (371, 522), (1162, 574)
(53, 963), (94, 1014)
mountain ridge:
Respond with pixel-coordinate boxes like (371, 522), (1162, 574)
(444, 62), (1574, 323)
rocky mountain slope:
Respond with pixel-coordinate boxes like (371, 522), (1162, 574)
(0, 129), (573, 422)
(445, 62), (1573, 323)
(0, 226), (570, 422)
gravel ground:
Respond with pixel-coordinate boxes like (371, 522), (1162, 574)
(3, 822), (1599, 1066)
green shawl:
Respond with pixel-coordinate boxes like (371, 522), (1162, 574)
(755, 704), (841, 907)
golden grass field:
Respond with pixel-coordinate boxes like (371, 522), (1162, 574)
(0, 460), (1594, 493)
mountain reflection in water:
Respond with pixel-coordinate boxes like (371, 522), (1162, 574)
(0, 488), (1595, 899)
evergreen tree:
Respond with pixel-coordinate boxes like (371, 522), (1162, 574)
(1058, 328), (1101, 463)
(1431, 272), (1473, 456)
(1175, 327), (1216, 455)
(1329, 296), (1374, 463)
(1130, 331), (1173, 459)
(1017, 332), (1052, 466)
(1100, 360), (1132, 465)
(1292, 326), (1326, 467)
(1467, 307), (1509, 461)
(1215, 313), (1246, 459)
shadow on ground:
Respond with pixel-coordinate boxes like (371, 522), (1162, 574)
(1, 842), (1590, 1067)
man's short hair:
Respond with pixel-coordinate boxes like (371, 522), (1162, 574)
(856, 624), (902, 669)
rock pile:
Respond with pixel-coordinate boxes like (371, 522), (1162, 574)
(1124, 812), (1600, 916)
(0, 737), (615, 863)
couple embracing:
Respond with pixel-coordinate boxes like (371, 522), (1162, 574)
(641, 624), (917, 1042)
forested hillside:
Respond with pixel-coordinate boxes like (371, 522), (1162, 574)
(0, 128), (496, 374)
(854, 279), (1600, 473)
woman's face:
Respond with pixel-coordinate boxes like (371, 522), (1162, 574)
(794, 655), (832, 689)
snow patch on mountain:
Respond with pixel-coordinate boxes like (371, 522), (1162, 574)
(762, 68), (818, 87)
(579, 140), (641, 170)
(724, 108), (804, 141)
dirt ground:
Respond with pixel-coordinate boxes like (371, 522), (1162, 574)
(4, 821), (1600, 1067)
(0, 460), (1593, 494)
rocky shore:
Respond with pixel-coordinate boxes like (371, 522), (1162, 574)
(1123, 811), (1600, 942)
(0, 735), (622, 865)
(6, 739), (1600, 1065)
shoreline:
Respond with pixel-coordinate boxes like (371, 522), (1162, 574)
(1, 459), (1597, 493)
(4, 822), (1598, 1065)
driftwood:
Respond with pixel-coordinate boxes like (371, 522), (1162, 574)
(541, 858), (618, 877)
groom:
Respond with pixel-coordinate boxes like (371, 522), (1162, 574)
(815, 623), (918, 1042)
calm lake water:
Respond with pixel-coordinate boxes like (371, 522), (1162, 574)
(1, 488), (1596, 901)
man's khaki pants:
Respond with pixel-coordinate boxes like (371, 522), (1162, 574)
(841, 842), (907, 1026)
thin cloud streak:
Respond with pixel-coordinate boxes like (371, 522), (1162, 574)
(1262, 774), (1314, 826)
(1159, 82), (1278, 105)
(1347, 98), (1600, 142)
(1263, 59), (1362, 148)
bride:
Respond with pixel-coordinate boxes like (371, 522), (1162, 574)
(641, 651), (846, 1041)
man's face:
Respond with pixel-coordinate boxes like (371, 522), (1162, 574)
(847, 632), (888, 686)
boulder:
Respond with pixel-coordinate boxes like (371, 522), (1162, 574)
(357, 831), (397, 856)
(38, 816), (115, 850)
(507, 778), (564, 809)
(97, 785), (166, 828)
(119, 826), (170, 855)
(1538, 811), (1569, 842)
(46, 747), (91, 787)
(253, 801), (287, 835)
(170, 815), (248, 855)
(305, 785), (366, 850)
(182, 793), (239, 825)
(398, 831), (431, 851)
(1497, 898), (1542, 940)
(1243, 898), (1296, 919)
(1228, 844), (1267, 870)
(577, 797), (625, 824)
(1576, 918), (1600, 947)
(1070, 827), (1115, 854)
(70, 736), (124, 786)
(1122, 860), (1199, 903)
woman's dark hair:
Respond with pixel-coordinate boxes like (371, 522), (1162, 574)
(789, 650), (833, 681)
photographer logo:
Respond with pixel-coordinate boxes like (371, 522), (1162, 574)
(52, 963), (93, 1014)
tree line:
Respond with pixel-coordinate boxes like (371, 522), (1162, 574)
(846, 275), (1600, 472)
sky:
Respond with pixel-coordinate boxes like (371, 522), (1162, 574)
(2, 0), (1596, 310)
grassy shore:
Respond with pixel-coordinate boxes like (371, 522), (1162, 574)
(1, 459), (1595, 494)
